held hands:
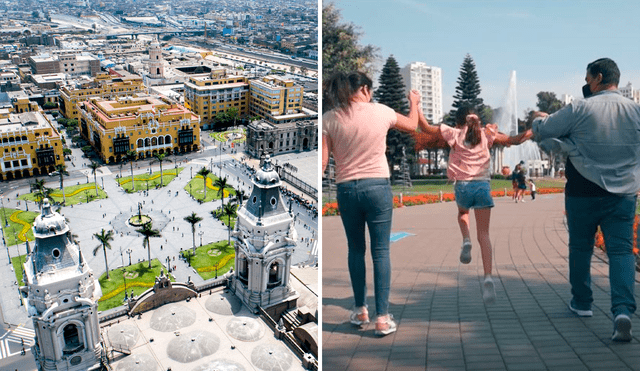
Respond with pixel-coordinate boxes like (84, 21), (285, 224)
(408, 89), (421, 105)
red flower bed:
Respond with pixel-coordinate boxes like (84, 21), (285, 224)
(322, 187), (565, 216)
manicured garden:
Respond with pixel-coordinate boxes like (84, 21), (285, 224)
(97, 259), (173, 312)
(210, 128), (246, 143)
(180, 240), (235, 281)
(117, 168), (183, 192)
(0, 208), (37, 246)
(186, 173), (235, 203)
(19, 183), (107, 206)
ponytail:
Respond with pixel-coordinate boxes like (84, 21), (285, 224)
(455, 106), (482, 147)
(323, 71), (373, 112)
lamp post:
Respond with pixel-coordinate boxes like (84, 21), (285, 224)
(85, 190), (89, 203)
(198, 231), (204, 247)
(126, 248), (133, 266)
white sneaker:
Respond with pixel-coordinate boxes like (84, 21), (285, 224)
(483, 276), (496, 304)
(612, 314), (632, 342)
(460, 240), (472, 264)
(349, 306), (370, 326)
(375, 314), (397, 336)
(569, 304), (593, 317)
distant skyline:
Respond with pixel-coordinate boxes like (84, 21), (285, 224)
(331, 0), (640, 120)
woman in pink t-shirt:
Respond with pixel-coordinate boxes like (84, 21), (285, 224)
(418, 106), (532, 304)
(322, 71), (420, 336)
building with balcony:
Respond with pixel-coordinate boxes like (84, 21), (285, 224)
(400, 62), (443, 124)
(77, 95), (200, 164)
(59, 72), (146, 119)
(245, 119), (317, 158)
(0, 110), (64, 181)
(249, 75), (304, 123)
(183, 68), (249, 130)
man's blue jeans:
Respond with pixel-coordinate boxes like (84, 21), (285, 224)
(337, 178), (393, 316)
(565, 194), (637, 317)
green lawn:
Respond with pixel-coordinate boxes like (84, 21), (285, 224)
(97, 259), (173, 312)
(0, 208), (37, 246)
(19, 183), (107, 206)
(210, 128), (246, 143)
(186, 174), (236, 203)
(211, 205), (237, 229)
(180, 240), (235, 280)
(117, 168), (183, 192)
(11, 254), (27, 286)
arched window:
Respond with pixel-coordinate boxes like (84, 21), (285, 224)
(137, 139), (144, 148)
(165, 135), (171, 144)
(238, 254), (248, 284)
(267, 261), (282, 288)
(145, 138), (150, 147)
(158, 136), (164, 145)
(62, 323), (84, 354)
(151, 137), (157, 146)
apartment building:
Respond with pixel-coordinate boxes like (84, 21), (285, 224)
(249, 75), (304, 123)
(400, 62), (443, 124)
(28, 53), (101, 78)
(77, 95), (200, 164)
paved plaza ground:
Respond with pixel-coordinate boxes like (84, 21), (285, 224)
(322, 192), (640, 371)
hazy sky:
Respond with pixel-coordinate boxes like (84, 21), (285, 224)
(331, 0), (640, 119)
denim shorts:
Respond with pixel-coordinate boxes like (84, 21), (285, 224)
(454, 180), (494, 210)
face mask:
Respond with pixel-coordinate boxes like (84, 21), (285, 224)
(582, 84), (592, 98)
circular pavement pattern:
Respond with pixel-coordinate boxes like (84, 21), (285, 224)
(107, 323), (140, 349)
(192, 359), (246, 371)
(226, 317), (265, 342)
(149, 303), (196, 332)
(250, 344), (293, 371)
(204, 292), (243, 315)
(166, 330), (220, 363)
(116, 353), (158, 371)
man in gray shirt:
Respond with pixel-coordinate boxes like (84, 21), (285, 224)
(532, 58), (640, 342)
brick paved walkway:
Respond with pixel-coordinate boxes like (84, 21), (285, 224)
(322, 193), (640, 371)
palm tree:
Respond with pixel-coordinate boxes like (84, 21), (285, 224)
(234, 186), (245, 206)
(126, 150), (137, 191)
(89, 161), (100, 196)
(93, 229), (114, 279)
(136, 222), (160, 268)
(213, 176), (229, 208)
(221, 202), (237, 245)
(151, 153), (172, 187)
(54, 164), (69, 205)
(183, 212), (203, 255)
(197, 167), (211, 201)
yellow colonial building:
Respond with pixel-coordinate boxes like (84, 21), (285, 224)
(77, 95), (200, 164)
(59, 72), (146, 119)
(249, 75), (304, 123)
(183, 68), (249, 130)
(0, 110), (64, 180)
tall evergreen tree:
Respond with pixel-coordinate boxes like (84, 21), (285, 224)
(374, 55), (415, 178)
(449, 54), (487, 124)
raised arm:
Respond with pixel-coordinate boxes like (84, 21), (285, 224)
(322, 134), (331, 173)
(492, 125), (534, 146)
(394, 90), (421, 132)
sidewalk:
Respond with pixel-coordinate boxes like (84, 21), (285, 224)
(322, 194), (640, 371)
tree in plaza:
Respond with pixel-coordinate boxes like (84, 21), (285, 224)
(374, 55), (414, 179)
(151, 153), (172, 187)
(54, 164), (69, 205)
(184, 212), (203, 255)
(89, 161), (100, 196)
(227, 107), (239, 128)
(449, 54), (487, 124)
(322, 3), (378, 112)
(221, 202), (237, 245)
(234, 186), (245, 206)
(31, 179), (53, 207)
(126, 150), (137, 191)
(92, 229), (114, 279)
(136, 222), (161, 269)
(213, 176), (230, 209)
(197, 167), (211, 200)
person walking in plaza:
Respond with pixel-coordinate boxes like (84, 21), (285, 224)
(417, 106), (532, 304)
(531, 58), (640, 342)
(528, 179), (537, 201)
(322, 71), (421, 336)
(515, 166), (527, 203)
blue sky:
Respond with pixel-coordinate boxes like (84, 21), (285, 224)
(331, 0), (640, 119)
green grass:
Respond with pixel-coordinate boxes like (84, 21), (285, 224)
(97, 259), (173, 312)
(117, 168), (183, 192)
(11, 254), (26, 286)
(180, 240), (235, 280)
(186, 174), (236, 203)
(0, 208), (37, 245)
(19, 183), (107, 206)
(211, 205), (237, 229)
(210, 128), (246, 143)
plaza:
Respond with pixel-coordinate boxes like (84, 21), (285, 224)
(323, 193), (640, 371)
(0, 136), (318, 367)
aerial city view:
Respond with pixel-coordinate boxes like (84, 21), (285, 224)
(0, 0), (318, 370)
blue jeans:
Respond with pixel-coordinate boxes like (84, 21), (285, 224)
(565, 194), (637, 317)
(454, 180), (495, 210)
(337, 178), (393, 316)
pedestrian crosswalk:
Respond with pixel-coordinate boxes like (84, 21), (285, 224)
(0, 325), (35, 359)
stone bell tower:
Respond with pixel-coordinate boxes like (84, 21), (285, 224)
(21, 199), (103, 371)
(230, 155), (298, 313)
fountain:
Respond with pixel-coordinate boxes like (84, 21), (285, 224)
(494, 71), (541, 176)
